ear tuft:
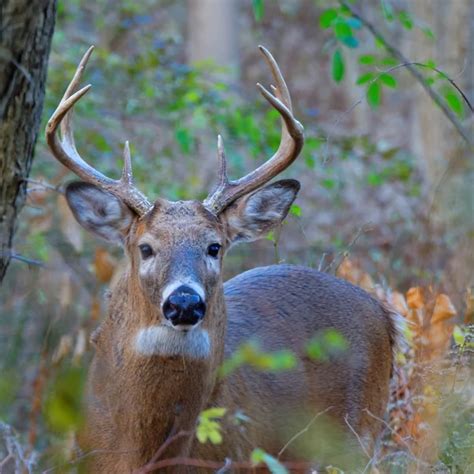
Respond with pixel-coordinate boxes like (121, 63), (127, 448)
(222, 179), (300, 246)
(65, 181), (135, 244)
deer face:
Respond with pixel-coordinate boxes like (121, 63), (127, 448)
(47, 45), (303, 357)
(65, 179), (299, 331)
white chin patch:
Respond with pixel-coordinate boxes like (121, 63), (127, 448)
(134, 324), (210, 359)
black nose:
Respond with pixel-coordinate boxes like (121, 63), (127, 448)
(162, 285), (206, 326)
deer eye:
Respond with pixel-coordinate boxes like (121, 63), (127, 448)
(207, 243), (221, 258)
(138, 243), (154, 259)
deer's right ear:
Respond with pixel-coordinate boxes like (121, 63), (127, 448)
(65, 182), (135, 244)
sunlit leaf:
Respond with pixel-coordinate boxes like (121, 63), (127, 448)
(406, 287), (424, 309)
(358, 54), (376, 65)
(398, 10), (413, 30)
(356, 72), (375, 85)
(431, 294), (456, 324)
(319, 8), (338, 29)
(443, 89), (463, 118)
(252, 0), (264, 22)
(367, 81), (382, 108)
(380, 73), (398, 88)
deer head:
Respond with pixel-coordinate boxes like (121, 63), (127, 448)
(46, 45), (304, 359)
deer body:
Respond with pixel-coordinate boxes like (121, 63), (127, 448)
(83, 262), (395, 471)
(46, 46), (399, 472)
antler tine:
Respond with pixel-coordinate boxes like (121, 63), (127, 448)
(258, 45), (292, 110)
(203, 46), (304, 215)
(216, 135), (228, 186)
(46, 47), (152, 216)
(121, 140), (133, 185)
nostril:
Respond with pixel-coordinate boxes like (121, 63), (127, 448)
(163, 286), (206, 326)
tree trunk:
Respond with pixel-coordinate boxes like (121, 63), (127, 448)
(186, 0), (239, 76)
(0, 0), (56, 284)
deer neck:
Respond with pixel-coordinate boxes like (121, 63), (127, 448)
(90, 269), (227, 460)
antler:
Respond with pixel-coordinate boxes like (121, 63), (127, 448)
(203, 45), (304, 214)
(45, 46), (152, 216)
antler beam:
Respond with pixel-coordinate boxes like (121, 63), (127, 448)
(45, 46), (152, 216)
(203, 45), (304, 214)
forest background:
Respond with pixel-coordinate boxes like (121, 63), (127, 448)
(0, 0), (472, 472)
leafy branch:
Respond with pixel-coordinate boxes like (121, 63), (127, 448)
(339, 1), (473, 147)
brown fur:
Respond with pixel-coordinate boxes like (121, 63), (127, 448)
(71, 196), (396, 473)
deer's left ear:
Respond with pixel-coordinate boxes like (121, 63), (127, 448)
(221, 179), (300, 246)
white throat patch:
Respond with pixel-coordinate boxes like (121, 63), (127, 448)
(134, 324), (211, 359)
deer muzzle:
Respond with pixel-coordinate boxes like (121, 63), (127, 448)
(162, 285), (206, 327)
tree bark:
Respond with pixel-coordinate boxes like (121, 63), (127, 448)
(0, 0), (56, 284)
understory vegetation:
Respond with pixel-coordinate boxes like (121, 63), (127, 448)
(1, 0), (472, 472)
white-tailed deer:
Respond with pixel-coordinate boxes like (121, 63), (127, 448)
(46, 46), (399, 472)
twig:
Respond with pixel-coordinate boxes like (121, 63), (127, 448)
(362, 408), (415, 458)
(23, 178), (63, 193)
(6, 252), (44, 267)
(133, 456), (313, 473)
(324, 223), (372, 273)
(324, 59), (473, 164)
(343, 414), (371, 459)
(339, 1), (473, 147)
(278, 406), (333, 459)
(133, 430), (192, 474)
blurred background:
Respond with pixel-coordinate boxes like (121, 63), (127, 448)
(0, 0), (472, 471)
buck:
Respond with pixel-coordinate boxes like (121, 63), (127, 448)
(46, 46), (399, 472)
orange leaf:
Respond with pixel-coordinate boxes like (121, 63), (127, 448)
(390, 291), (409, 318)
(431, 294), (456, 325)
(94, 248), (116, 283)
(407, 287), (424, 309)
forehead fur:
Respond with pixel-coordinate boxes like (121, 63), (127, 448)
(136, 199), (221, 236)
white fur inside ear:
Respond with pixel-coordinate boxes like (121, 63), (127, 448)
(135, 325), (211, 359)
(66, 183), (134, 243)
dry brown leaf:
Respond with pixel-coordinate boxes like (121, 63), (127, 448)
(94, 248), (117, 283)
(52, 335), (73, 365)
(390, 291), (409, 317)
(406, 287), (424, 310)
(57, 194), (83, 252)
(431, 294), (456, 325)
(91, 296), (102, 321)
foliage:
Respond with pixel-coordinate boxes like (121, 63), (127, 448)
(1, 0), (472, 472)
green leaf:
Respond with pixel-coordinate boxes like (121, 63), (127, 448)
(251, 449), (289, 474)
(358, 54), (376, 65)
(340, 35), (359, 48)
(332, 49), (345, 83)
(398, 10), (413, 30)
(252, 0), (264, 22)
(322, 178), (336, 190)
(305, 329), (348, 361)
(422, 26), (435, 40)
(367, 171), (383, 186)
(346, 17), (362, 29)
(175, 127), (193, 154)
(201, 407), (227, 419)
(356, 72), (375, 85)
(367, 81), (382, 108)
(290, 204), (302, 217)
(380, 56), (398, 67)
(444, 89), (463, 118)
(333, 21), (352, 40)
(319, 8), (338, 28)
(379, 73), (398, 88)
(380, 0), (394, 21)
